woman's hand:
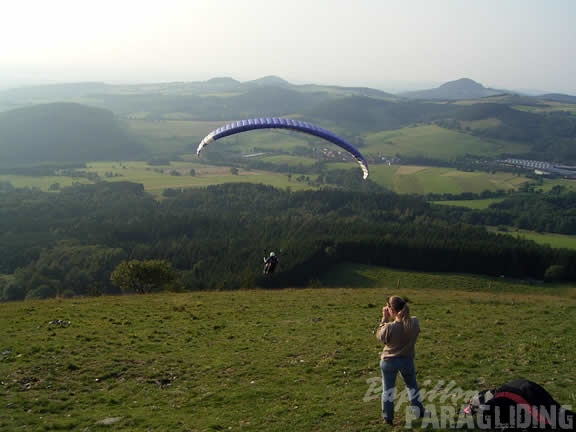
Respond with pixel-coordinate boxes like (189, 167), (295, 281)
(382, 306), (391, 322)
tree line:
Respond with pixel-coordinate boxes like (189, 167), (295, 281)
(1, 181), (576, 301)
(431, 188), (576, 234)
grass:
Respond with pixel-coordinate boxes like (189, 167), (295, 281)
(486, 227), (576, 250)
(432, 198), (507, 209)
(125, 119), (224, 139)
(362, 125), (530, 160)
(535, 178), (576, 193)
(2, 160), (534, 195)
(352, 165), (529, 195)
(85, 161), (316, 194)
(0, 175), (91, 190)
(1, 268), (575, 431)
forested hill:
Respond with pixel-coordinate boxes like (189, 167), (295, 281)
(399, 78), (504, 99)
(2, 182), (576, 300)
(0, 103), (143, 164)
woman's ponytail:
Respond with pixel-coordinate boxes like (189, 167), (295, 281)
(388, 296), (413, 329)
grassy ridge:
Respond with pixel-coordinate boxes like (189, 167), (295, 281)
(1, 272), (575, 431)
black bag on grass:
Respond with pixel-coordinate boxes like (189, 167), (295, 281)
(464, 379), (575, 431)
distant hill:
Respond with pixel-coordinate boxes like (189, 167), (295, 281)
(0, 103), (143, 165)
(205, 77), (241, 86)
(0, 82), (112, 99)
(399, 78), (506, 100)
(0, 76), (397, 115)
(244, 75), (292, 88)
(537, 93), (576, 104)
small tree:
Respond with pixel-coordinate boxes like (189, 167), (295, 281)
(110, 259), (175, 294)
(544, 264), (566, 282)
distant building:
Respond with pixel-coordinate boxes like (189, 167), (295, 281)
(497, 158), (576, 179)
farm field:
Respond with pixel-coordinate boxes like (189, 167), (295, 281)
(0, 174), (91, 190)
(535, 178), (576, 193)
(339, 164), (530, 194)
(1, 162), (533, 195)
(432, 198), (507, 209)
(84, 161), (316, 194)
(485, 227), (576, 250)
(362, 125), (530, 160)
(1, 273), (575, 431)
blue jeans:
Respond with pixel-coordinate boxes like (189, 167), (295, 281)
(380, 357), (424, 423)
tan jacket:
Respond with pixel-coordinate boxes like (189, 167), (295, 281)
(375, 317), (420, 359)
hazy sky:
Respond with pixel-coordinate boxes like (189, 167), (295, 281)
(2, 0), (575, 93)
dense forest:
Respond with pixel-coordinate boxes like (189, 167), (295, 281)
(2, 181), (576, 301)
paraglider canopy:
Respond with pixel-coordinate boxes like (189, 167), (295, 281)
(196, 117), (369, 179)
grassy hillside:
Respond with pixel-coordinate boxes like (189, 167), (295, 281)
(1, 276), (575, 431)
(329, 164), (529, 194)
(363, 124), (530, 159)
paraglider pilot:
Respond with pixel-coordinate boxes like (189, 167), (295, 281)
(263, 252), (279, 275)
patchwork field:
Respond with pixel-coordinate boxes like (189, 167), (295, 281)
(0, 161), (544, 197)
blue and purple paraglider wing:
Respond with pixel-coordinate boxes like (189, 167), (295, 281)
(196, 117), (369, 179)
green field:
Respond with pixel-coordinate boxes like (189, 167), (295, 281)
(432, 198), (506, 209)
(535, 178), (576, 193)
(0, 162), (542, 196)
(257, 154), (317, 167)
(486, 228), (576, 250)
(0, 174), (91, 190)
(125, 119), (223, 139)
(356, 165), (528, 194)
(84, 161), (316, 194)
(1, 270), (575, 431)
(362, 125), (530, 160)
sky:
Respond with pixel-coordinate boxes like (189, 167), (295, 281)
(2, 0), (576, 94)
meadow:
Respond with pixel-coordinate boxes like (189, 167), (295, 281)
(485, 228), (576, 250)
(83, 161), (316, 194)
(2, 161), (538, 196)
(362, 125), (530, 160)
(124, 120), (532, 162)
(432, 198), (506, 210)
(332, 164), (530, 195)
(1, 268), (575, 431)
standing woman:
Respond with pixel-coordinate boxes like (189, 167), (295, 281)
(375, 295), (425, 424)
